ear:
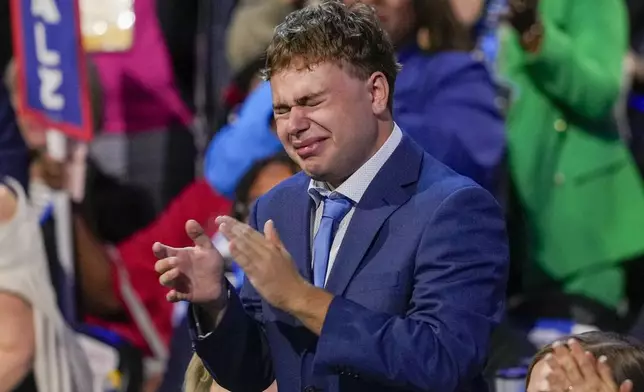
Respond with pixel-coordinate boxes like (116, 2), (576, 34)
(368, 71), (390, 116)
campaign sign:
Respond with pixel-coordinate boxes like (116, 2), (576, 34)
(10, 0), (93, 141)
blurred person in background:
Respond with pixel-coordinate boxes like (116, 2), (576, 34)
(0, 79), (93, 391)
(0, 11), (93, 391)
(405, 0), (505, 195)
(207, 0), (506, 199)
(5, 72), (221, 389)
(204, 76), (283, 199)
(0, 178), (93, 392)
(3, 57), (175, 390)
(526, 332), (644, 392)
(226, 0), (306, 75)
(500, 0), (644, 328)
(89, 0), (199, 215)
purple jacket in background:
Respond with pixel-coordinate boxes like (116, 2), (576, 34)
(0, 84), (29, 191)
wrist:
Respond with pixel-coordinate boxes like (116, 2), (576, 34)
(197, 281), (230, 330)
(204, 278), (230, 313)
(285, 281), (314, 314)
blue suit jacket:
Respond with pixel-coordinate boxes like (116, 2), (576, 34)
(191, 136), (509, 392)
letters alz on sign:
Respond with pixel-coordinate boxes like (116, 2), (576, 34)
(11, 0), (94, 141)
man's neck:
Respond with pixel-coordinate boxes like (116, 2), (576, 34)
(325, 120), (396, 189)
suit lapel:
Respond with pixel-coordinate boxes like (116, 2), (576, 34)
(324, 136), (424, 296)
(278, 175), (314, 283)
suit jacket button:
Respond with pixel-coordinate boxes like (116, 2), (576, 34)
(554, 119), (567, 132)
(303, 386), (317, 392)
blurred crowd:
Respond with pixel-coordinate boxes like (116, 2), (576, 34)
(1, 0), (644, 391)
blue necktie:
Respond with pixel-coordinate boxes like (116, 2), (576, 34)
(312, 196), (352, 288)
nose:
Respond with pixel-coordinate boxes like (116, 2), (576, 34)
(285, 106), (310, 136)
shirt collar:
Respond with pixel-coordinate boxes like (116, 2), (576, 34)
(307, 123), (403, 207)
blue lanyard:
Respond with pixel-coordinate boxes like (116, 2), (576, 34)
(39, 202), (54, 225)
(230, 261), (245, 292)
(630, 93), (644, 113)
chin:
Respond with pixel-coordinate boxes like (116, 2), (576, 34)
(300, 162), (329, 182)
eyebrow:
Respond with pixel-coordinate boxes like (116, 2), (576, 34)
(273, 91), (326, 111)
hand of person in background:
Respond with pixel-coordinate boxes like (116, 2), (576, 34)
(154, 220), (228, 313)
(627, 51), (644, 83)
(507, 0), (539, 34)
(39, 154), (65, 190)
(507, 0), (543, 52)
(544, 339), (634, 392)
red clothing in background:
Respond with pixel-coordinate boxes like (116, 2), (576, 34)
(85, 179), (232, 354)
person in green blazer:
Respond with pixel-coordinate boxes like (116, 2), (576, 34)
(500, 0), (644, 310)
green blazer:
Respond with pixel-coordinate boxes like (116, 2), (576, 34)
(500, 0), (644, 308)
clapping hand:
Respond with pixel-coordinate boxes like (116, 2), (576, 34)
(215, 216), (308, 310)
(154, 220), (228, 311)
(544, 339), (633, 392)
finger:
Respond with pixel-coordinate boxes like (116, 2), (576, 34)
(620, 380), (634, 392)
(264, 220), (283, 247)
(219, 216), (265, 249)
(165, 289), (188, 303)
(153, 242), (179, 259)
(159, 267), (180, 287)
(228, 239), (256, 269)
(186, 220), (213, 249)
(597, 356), (619, 390)
(544, 352), (571, 390)
(154, 256), (177, 275)
(215, 215), (235, 229)
(217, 216), (249, 238)
(553, 340), (584, 385)
(569, 339), (600, 383)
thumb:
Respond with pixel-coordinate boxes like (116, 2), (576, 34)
(620, 380), (634, 392)
(153, 242), (179, 259)
(264, 220), (283, 247)
(186, 220), (213, 249)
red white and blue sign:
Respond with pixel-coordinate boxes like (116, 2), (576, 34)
(10, 0), (93, 141)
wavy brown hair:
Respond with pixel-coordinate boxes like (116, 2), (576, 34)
(262, 0), (401, 109)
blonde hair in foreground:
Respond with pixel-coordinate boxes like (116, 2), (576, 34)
(184, 354), (214, 392)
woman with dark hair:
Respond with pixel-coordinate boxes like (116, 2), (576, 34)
(399, 0), (506, 197)
(500, 0), (644, 323)
(527, 332), (644, 392)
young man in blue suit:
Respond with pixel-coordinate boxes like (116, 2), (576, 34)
(154, 2), (509, 391)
